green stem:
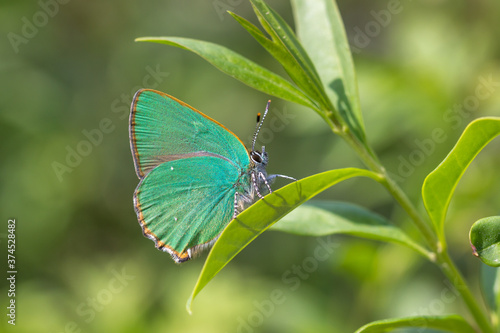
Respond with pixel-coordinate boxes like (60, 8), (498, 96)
(381, 176), (439, 254)
(341, 130), (438, 251)
(438, 251), (494, 333)
(335, 126), (494, 333)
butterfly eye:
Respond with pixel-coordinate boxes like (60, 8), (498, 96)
(251, 151), (262, 163)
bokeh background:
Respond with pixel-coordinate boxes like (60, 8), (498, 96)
(1, 0), (500, 332)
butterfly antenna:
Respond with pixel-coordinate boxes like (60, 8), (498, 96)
(252, 100), (271, 151)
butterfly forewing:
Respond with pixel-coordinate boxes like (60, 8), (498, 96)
(130, 89), (250, 178)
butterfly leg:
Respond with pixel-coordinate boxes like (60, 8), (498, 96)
(258, 172), (273, 194)
(233, 191), (254, 217)
(233, 191), (240, 219)
(251, 173), (265, 199)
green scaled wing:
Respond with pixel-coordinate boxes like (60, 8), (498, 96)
(130, 89), (250, 178)
(129, 89), (252, 263)
(134, 156), (245, 263)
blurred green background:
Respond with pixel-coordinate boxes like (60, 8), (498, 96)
(1, 0), (500, 332)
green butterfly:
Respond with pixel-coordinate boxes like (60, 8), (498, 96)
(129, 89), (293, 263)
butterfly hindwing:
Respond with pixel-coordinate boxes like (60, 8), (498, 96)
(134, 155), (247, 263)
(130, 89), (250, 178)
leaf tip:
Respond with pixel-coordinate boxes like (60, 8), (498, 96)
(185, 297), (193, 315)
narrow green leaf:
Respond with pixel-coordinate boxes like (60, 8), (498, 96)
(271, 200), (430, 259)
(228, 11), (324, 115)
(250, 0), (322, 86)
(135, 37), (317, 110)
(291, 0), (366, 143)
(228, 12), (279, 58)
(355, 315), (476, 333)
(470, 216), (500, 267)
(422, 117), (500, 238)
(480, 264), (500, 314)
(480, 265), (500, 327)
(249, 0), (333, 111)
(186, 168), (381, 312)
(229, 11), (317, 105)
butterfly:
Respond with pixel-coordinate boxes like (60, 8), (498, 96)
(129, 89), (293, 263)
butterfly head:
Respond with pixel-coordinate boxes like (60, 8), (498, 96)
(250, 146), (268, 168)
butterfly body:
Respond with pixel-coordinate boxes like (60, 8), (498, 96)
(130, 89), (290, 263)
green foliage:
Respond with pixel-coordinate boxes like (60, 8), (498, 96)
(290, 0), (365, 143)
(480, 265), (500, 317)
(422, 118), (500, 242)
(136, 0), (500, 332)
(4, 0), (500, 331)
(354, 315), (476, 333)
(187, 168), (379, 312)
(271, 200), (430, 258)
(135, 37), (317, 110)
(470, 217), (500, 267)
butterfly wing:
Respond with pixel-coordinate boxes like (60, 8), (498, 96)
(129, 89), (254, 262)
(130, 89), (250, 178)
(134, 155), (245, 263)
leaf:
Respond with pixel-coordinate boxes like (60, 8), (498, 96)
(228, 11), (324, 114)
(480, 265), (500, 327)
(248, 0), (333, 112)
(354, 315), (476, 333)
(271, 200), (430, 259)
(135, 37), (317, 110)
(228, 11), (278, 55)
(470, 216), (500, 267)
(186, 168), (381, 313)
(291, 0), (366, 143)
(480, 264), (500, 313)
(422, 117), (500, 238)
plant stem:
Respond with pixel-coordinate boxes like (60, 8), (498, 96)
(340, 130), (438, 250)
(438, 250), (494, 333)
(337, 127), (494, 333)
(381, 176), (439, 253)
